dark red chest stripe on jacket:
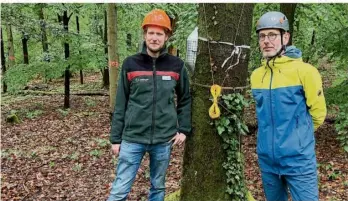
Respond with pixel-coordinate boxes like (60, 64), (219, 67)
(127, 71), (180, 81)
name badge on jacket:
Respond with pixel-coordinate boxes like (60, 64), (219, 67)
(162, 76), (171, 81)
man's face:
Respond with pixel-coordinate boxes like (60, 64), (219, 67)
(144, 26), (168, 54)
(258, 29), (289, 58)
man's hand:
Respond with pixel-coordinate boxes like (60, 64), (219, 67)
(170, 132), (186, 146)
(111, 144), (121, 156)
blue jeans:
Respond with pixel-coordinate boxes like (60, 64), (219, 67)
(261, 171), (319, 201)
(107, 140), (173, 201)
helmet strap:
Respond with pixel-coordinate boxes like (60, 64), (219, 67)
(276, 31), (286, 57)
(269, 30), (286, 60)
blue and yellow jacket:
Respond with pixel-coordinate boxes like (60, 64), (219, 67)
(251, 46), (326, 175)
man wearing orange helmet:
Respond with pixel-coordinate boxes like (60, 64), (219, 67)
(108, 9), (191, 201)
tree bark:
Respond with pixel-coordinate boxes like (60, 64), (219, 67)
(305, 29), (315, 63)
(38, 4), (49, 62)
(5, 23), (15, 67)
(168, 14), (178, 56)
(1, 28), (7, 93)
(61, 10), (71, 108)
(76, 15), (84, 85)
(280, 3), (297, 45)
(22, 32), (29, 64)
(107, 3), (119, 115)
(180, 3), (254, 201)
(103, 9), (110, 88)
(126, 33), (131, 51)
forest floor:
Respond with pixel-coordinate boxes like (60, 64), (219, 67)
(1, 72), (347, 201)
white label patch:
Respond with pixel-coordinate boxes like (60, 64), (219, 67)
(162, 76), (171, 81)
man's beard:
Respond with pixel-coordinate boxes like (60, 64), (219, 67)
(148, 46), (162, 54)
(262, 46), (281, 59)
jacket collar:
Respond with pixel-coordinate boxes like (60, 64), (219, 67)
(262, 46), (303, 69)
(262, 55), (303, 69)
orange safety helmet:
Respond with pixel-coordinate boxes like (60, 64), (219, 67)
(142, 9), (172, 32)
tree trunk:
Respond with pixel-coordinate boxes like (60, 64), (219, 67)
(168, 14), (178, 56)
(5, 23), (15, 67)
(62, 10), (71, 108)
(305, 29), (315, 63)
(1, 28), (7, 93)
(22, 32), (29, 64)
(126, 33), (131, 51)
(103, 9), (110, 88)
(76, 15), (83, 85)
(107, 3), (119, 116)
(38, 4), (51, 83)
(38, 4), (49, 62)
(180, 4), (254, 201)
(280, 3), (297, 45)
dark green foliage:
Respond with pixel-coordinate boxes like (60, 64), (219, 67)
(335, 103), (348, 153)
(325, 79), (348, 106)
(293, 4), (348, 69)
(1, 3), (198, 93)
(326, 79), (348, 153)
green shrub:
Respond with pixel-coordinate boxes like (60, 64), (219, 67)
(325, 79), (348, 106)
(335, 103), (348, 153)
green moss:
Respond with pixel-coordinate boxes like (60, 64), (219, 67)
(6, 113), (20, 124)
(165, 190), (180, 201)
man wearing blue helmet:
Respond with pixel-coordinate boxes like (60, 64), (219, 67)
(250, 11), (327, 201)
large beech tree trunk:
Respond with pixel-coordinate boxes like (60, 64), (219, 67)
(180, 3), (254, 201)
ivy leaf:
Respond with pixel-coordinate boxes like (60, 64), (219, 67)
(344, 145), (348, 153)
(217, 126), (225, 135)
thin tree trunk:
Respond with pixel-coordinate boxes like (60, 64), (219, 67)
(305, 30), (315, 63)
(280, 3), (297, 45)
(107, 3), (119, 116)
(168, 15), (178, 56)
(180, 3), (254, 201)
(103, 9), (110, 88)
(76, 15), (83, 84)
(38, 4), (49, 62)
(22, 32), (29, 64)
(126, 33), (131, 51)
(62, 10), (71, 108)
(1, 28), (7, 93)
(80, 69), (83, 84)
(6, 23), (15, 67)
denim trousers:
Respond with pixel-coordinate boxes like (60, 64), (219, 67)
(107, 140), (173, 201)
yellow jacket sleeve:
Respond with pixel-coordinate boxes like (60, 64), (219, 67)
(301, 66), (327, 130)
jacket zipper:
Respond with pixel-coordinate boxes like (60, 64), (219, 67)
(151, 59), (157, 144)
(267, 65), (279, 175)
